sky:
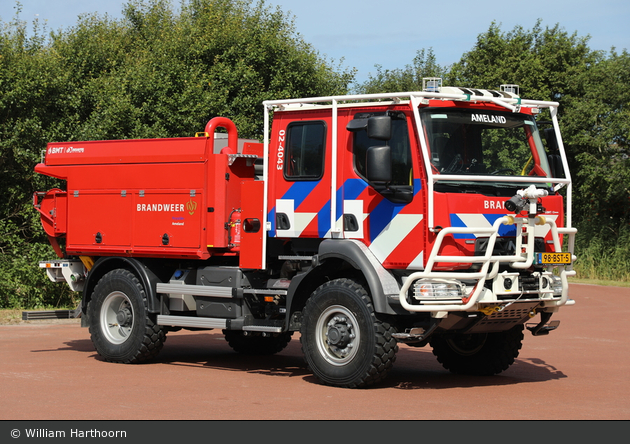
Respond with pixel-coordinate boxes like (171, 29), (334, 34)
(2, 0), (629, 86)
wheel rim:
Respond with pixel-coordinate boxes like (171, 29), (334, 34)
(446, 333), (487, 356)
(100, 291), (134, 345)
(315, 305), (360, 366)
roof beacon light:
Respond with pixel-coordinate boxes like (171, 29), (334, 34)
(423, 77), (442, 93)
(500, 84), (520, 95)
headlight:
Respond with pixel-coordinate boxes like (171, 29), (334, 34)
(413, 280), (463, 300)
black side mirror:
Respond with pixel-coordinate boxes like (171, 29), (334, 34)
(346, 115), (392, 141)
(367, 116), (392, 141)
(366, 145), (392, 183)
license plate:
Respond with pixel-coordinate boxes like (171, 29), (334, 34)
(536, 252), (572, 265)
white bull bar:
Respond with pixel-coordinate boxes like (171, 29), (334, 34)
(398, 212), (577, 312)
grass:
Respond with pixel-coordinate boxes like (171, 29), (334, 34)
(571, 227), (630, 284)
(0, 309), (24, 325)
(568, 277), (630, 287)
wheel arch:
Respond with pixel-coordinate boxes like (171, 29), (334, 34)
(82, 257), (164, 321)
(285, 239), (399, 330)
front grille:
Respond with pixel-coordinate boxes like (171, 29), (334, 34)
(519, 275), (540, 291)
(474, 237), (546, 256)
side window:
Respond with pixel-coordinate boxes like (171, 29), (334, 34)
(353, 115), (412, 186)
(284, 121), (326, 180)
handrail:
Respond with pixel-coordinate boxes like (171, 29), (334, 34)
(204, 117), (238, 153)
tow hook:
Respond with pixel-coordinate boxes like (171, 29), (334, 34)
(526, 311), (560, 336)
(479, 305), (502, 316)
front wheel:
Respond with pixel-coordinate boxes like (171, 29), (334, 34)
(88, 269), (165, 363)
(300, 278), (398, 388)
(430, 325), (524, 375)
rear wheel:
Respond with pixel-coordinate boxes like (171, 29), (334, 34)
(300, 278), (398, 388)
(88, 269), (165, 363)
(223, 330), (293, 355)
(430, 325), (524, 375)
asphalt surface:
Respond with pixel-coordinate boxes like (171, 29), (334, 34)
(0, 283), (628, 420)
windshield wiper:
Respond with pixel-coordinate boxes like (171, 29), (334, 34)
(434, 181), (522, 197)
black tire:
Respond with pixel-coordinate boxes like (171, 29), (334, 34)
(300, 278), (398, 388)
(87, 269), (166, 363)
(223, 330), (293, 355)
(430, 325), (524, 376)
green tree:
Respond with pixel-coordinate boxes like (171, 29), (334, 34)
(48, 0), (355, 141)
(357, 48), (447, 94)
(448, 20), (597, 100)
(0, 4), (70, 308)
(0, 0), (355, 309)
(566, 50), (630, 279)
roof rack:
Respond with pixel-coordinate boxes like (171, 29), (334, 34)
(264, 83), (557, 114)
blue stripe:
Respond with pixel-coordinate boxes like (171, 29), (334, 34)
(449, 214), (475, 239)
(336, 187), (343, 220)
(484, 213), (517, 236)
(337, 179), (367, 220)
(341, 178), (418, 243)
(369, 199), (406, 242)
(413, 178), (422, 195)
(281, 181), (319, 209)
(343, 178), (368, 200)
(318, 200), (331, 237)
(268, 206), (276, 235)
(449, 213), (518, 239)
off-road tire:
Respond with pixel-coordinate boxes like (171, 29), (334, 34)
(88, 269), (165, 363)
(300, 278), (398, 388)
(223, 330), (293, 355)
(430, 325), (524, 375)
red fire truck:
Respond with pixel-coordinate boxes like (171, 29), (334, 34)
(34, 79), (576, 388)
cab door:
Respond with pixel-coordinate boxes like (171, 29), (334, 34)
(269, 116), (333, 240)
(340, 110), (427, 270)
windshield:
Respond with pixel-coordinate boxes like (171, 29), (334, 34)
(421, 108), (551, 178)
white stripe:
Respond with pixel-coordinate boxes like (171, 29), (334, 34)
(408, 250), (424, 270)
(369, 214), (423, 264)
(342, 200), (365, 239)
(455, 213), (559, 238)
(275, 199), (295, 237)
(275, 199), (317, 238)
(456, 214), (492, 237)
(294, 212), (317, 236)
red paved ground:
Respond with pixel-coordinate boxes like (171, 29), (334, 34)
(0, 283), (628, 420)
